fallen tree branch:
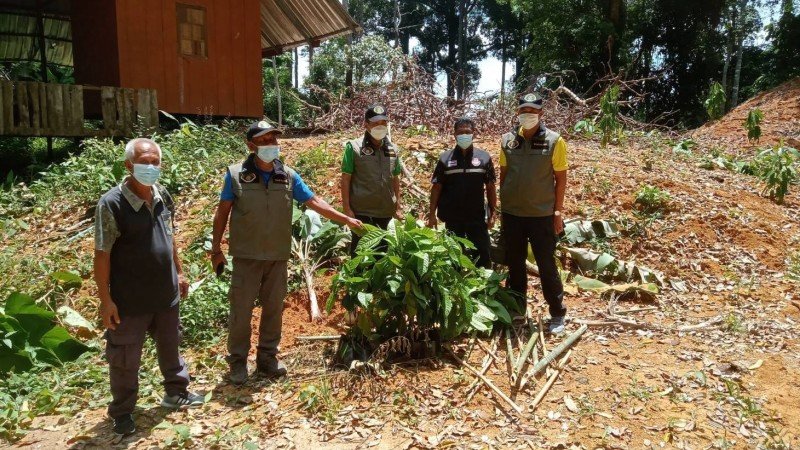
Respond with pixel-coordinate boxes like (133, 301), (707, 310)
(445, 346), (524, 414)
(677, 315), (723, 332)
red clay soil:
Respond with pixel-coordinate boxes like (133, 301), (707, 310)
(691, 77), (800, 152)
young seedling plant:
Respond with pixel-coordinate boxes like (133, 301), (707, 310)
(327, 216), (519, 354)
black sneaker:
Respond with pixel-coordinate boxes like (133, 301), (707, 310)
(229, 363), (248, 385)
(112, 414), (136, 436)
(256, 359), (287, 379)
(161, 391), (205, 409)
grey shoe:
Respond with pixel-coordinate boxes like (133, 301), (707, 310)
(257, 358), (287, 379)
(548, 316), (566, 335)
(161, 391), (205, 409)
(229, 363), (248, 385)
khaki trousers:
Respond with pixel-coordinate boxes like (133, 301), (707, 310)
(226, 257), (288, 367)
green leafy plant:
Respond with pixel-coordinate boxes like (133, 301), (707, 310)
(634, 185), (671, 216)
(671, 139), (696, 157)
(298, 380), (339, 423)
(704, 82), (727, 121)
(754, 143), (798, 204)
(0, 292), (91, 374)
(598, 85), (622, 147)
(326, 217), (519, 343)
(745, 108), (764, 143)
(573, 118), (596, 138)
(291, 207), (350, 321)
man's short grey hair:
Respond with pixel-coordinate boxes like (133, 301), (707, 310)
(124, 138), (162, 162)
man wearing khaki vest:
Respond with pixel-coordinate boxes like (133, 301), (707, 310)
(210, 121), (362, 385)
(500, 93), (568, 334)
(341, 104), (404, 253)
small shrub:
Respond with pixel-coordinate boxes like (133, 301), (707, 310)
(298, 380), (339, 423)
(634, 185), (671, 216)
(327, 216), (519, 343)
(754, 143), (799, 204)
(573, 119), (596, 138)
(704, 82), (726, 121)
(745, 108), (764, 144)
(598, 85), (622, 147)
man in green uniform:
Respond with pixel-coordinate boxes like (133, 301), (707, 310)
(210, 121), (362, 385)
(340, 104), (404, 253)
(499, 93), (568, 334)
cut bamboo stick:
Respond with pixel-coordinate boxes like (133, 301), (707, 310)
(530, 325), (587, 377)
(505, 327), (516, 382)
(464, 335), (499, 404)
(531, 349), (573, 411)
(446, 346), (524, 414)
(514, 325), (539, 378)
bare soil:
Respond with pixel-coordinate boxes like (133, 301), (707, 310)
(7, 101), (800, 449)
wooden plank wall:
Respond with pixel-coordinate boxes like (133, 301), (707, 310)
(114, 0), (263, 118)
(0, 81), (158, 138)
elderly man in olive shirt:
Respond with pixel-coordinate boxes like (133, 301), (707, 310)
(94, 138), (204, 437)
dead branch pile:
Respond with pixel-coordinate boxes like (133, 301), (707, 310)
(308, 57), (667, 136)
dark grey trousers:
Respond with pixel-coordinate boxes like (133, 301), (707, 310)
(226, 258), (288, 367)
(105, 304), (190, 419)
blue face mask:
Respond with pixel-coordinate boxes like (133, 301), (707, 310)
(257, 145), (281, 162)
(456, 134), (473, 149)
(132, 164), (161, 186)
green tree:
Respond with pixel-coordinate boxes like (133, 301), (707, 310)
(262, 54), (304, 127)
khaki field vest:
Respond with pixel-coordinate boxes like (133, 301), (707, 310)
(228, 155), (295, 261)
(348, 137), (399, 218)
(499, 127), (560, 217)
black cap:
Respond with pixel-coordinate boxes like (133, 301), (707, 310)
(246, 120), (282, 141)
(518, 93), (543, 110)
(365, 104), (388, 122)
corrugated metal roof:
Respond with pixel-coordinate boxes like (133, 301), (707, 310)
(259, 0), (361, 56)
(0, 12), (72, 66)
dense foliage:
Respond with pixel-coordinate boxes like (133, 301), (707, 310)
(327, 217), (519, 342)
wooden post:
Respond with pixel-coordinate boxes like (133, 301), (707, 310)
(272, 57), (282, 127)
(0, 81), (12, 134)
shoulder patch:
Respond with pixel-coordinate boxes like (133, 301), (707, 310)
(239, 171), (258, 183)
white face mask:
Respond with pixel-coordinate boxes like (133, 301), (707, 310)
(369, 125), (388, 141)
(257, 145), (280, 162)
(519, 113), (540, 130)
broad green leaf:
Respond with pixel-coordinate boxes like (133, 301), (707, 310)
(50, 271), (83, 286)
(39, 326), (91, 363)
(57, 306), (95, 332)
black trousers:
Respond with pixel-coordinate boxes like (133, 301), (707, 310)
(445, 220), (491, 268)
(502, 213), (566, 317)
(350, 215), (391, 256)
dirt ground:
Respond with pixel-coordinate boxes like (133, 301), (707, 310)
(7, 96), (800, 449)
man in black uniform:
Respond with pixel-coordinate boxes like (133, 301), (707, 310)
(428, 118), (496, 268)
